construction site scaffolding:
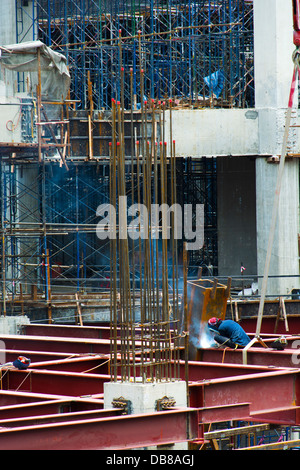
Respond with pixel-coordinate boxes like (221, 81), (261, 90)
(16, 0), (254, 110)
(1, 1), (230, 322)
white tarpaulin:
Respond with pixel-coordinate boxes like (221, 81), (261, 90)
(0, 40), (70, 102)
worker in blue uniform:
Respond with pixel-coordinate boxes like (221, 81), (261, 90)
(208, 317), (251, 349)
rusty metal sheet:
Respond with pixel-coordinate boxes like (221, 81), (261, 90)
(188, 279), (230, 324)
(187, 278), (231, 359)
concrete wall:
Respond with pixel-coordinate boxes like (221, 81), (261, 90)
(0, 100), (22, 142)
(0, 0), (16, 47)
(0, 316), (30, 335)
(254, 0), (294, 110)
(165, 108), (259, 158)
(217, 157), (257, 279)
(0, 0), (35, 46)
(0, 0), (22, 142)
(165, 106), (299, 160)
(254, 0), (300, 295)
(256, 158), (300, 295)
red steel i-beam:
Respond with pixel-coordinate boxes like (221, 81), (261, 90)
(0, 368), (109, 396)
(0, 334), (112, 354)
(197, 347), (300, 368)
(0, 397), (105, 419)
(0, 408), (119, 428)
(30, 355), (110, 373)
(0, 408), (199, 450)
(0, 390), (72, 407)
(251, 406), (300, 425)
(0, 348), (81, 364)
(29, 356), (285, 378)
(189, 368), (300, 423)
(21, 324), (112, 340)
(238, 315), (300, 335)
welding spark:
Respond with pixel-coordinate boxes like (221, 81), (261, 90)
(198, 323), (216, 349)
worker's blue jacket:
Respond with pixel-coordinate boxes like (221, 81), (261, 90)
(211, 320), (251, 347)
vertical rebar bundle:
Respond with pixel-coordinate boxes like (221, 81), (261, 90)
(109, 50), (182, 382)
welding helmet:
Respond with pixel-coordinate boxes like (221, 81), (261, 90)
(208, 317), (221, 327)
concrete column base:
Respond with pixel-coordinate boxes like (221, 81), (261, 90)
(0, 315), (30, 335)
(104, 379), (188, 449)
(104, 379), (187, 414)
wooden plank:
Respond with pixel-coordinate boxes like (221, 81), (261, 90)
(75, 293), (83, 326)
(281, 297), (289, 332)
(239, 438), (300, 450)
(204, 423), (270, 440)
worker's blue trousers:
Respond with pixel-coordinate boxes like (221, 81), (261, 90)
(214, 334), (237, 349)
